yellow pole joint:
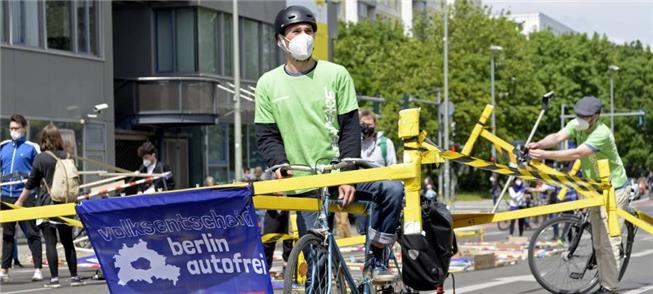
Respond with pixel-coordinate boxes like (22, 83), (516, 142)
(399, 108), (423, 235)
(598, 159), (620, 237)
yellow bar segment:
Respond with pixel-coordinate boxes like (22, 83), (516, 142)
(453, 197), (602, 228)
(1, 203), (77, 224)
(617, 209), (653, 236)
(252, 165), (415, 195)
(461, 104), (494, 156)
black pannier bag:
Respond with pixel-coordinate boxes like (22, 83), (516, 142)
(400, 199), (458, 290)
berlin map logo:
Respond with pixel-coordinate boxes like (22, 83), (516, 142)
(114, 239), (181, 286)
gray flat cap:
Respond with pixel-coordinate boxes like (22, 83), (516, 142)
(574, 96), (602, 116)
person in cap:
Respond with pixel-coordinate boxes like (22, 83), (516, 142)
(255, 5), (403, 283)
(528, 96), (628, 294)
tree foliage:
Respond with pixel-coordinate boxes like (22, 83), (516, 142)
(334, 1), (653, 192)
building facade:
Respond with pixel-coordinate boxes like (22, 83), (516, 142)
(506, 12), (574, 36)
(337, 0), (481, 35)
(112, 1), (284, 187)
(1, 0), (115, 184)
(1, 0), (287, 188)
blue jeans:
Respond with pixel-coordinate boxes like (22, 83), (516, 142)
(292, 180), (404, 247)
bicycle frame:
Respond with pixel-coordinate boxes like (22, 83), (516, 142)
(312, 185), (377, 294)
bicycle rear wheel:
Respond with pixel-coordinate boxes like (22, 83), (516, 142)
(283, 233), (348, 294)
(528, 215), (598, 293)
(618, 221), (637, 281)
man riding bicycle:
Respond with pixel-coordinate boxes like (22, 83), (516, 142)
(528, 96), (629, 294)
(254, 5), (404, 284)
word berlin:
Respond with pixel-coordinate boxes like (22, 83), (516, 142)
(97, 209), (255, 242)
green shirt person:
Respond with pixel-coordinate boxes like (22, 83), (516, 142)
(255, 5), (403, 283)
(528, 96), (628, 294)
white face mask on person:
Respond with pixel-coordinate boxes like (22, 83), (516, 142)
(278, 33), (314, 61)
(574, 118), (591, 131)
(143, 159), (152, 167)
(10, 130), (23, 141)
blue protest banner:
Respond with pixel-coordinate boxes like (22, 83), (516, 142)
(76, 186), (272, 294)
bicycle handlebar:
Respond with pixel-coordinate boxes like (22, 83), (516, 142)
(264, 158), (380, 175)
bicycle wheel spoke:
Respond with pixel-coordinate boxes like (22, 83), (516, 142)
(529, 216), (599, 293)
(284, 234), (351, 294)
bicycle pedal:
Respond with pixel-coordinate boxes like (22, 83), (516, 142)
(569, 272), (583, 280)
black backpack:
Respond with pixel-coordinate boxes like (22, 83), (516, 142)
(400, 199), (458, 290)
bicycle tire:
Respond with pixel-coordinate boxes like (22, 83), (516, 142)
(283, 233), (348, 294)
(618, 221), (637, 281)
(528, 215), (599, 293)
(497, 220), (511, 231)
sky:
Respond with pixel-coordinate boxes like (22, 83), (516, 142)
(483, 0), (653, 47)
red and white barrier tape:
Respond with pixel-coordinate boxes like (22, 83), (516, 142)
(77, 172), (171, 200)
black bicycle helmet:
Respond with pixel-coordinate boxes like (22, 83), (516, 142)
(274, 5), (317, 36)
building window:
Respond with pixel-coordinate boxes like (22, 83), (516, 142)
(261, 24), (278, 73)
(76, 0), (98, 55)
(155, 8), (277, 78)
(156, 10), (173, 72)
(1, 1), (7, 43)
(175, 8), (196, 72)
(198, 8), (219, 74)
(46, 0), (73, 51)
(242, 18), (259, 80)
(222, 13), (233, 76)
(155, 8), (197, 73)
(11, 0), (40, 47)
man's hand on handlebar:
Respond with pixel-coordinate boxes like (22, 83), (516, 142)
(274, 168), (293, 179)
(529, 148), (547, 161)
(338, 184), (356, 207)
(527, 142), (541, 150)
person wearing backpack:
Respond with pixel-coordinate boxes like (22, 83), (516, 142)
(14, 124), (82, 288)
(354, 109), (399, 234)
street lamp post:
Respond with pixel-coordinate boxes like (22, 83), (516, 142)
(233, 0), (242, 181)
(489, 45), (503, 161)
(608, 64), (620, 133)
(443, 2), (450, 203)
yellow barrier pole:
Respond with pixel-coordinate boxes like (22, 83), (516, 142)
(556, 160), (582, 201)
(617, 209), (653, 236)
(399, 108), (422, 235)
(597, 159), (620, 237)
(461, 105), (493, 156)
(453, 197), (603, 228)
(479, 131), (517, 163)
(0, 203), (77, 224)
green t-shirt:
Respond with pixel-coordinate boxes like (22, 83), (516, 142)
(563, 119), (628, 188)
(255, 60), (359, 179)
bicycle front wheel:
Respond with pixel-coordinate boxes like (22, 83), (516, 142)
(528, 215), (599, 293)
(283, 233), (349, 294)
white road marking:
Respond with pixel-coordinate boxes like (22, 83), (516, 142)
(631, 249), (653, 258)
(454, 275), (535, 293)
(2, 280), (105, 294)
(622, 284), (653, 294)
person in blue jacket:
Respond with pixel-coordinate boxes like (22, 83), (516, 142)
(0, 114), (43, 282)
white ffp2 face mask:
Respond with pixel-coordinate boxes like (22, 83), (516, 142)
(278, 33), (314, 61)
(143, 160), (152, 167)
(10, 130), (23, 141)
(574, 118), (590, 131)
